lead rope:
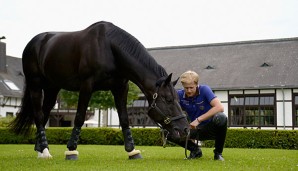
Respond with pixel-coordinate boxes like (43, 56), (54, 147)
(185, 129), (200, 159)
(184, 129), (190, 159)
(160, 128), (168, 148)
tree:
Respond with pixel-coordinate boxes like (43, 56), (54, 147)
(59, 81), (141, 110)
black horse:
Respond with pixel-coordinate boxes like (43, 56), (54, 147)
(9, 21), (189, 160)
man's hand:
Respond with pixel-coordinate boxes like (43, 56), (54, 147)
(190, 118), (200, 129)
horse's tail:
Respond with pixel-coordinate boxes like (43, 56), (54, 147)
(9, 32), (51, 136)
(9, 81), (35, 136)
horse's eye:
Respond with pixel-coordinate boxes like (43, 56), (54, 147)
(165, 97), (173, 103)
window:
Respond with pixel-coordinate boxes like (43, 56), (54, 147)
(6, 112), (13, 117)
(229, 94), (275, 127)
(293, 94), (298, 127)
(3, 80), (20, 91)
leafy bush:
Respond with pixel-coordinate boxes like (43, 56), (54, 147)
(203, 129), (298, 149)
(130, 128), (163, 146)
(0, 116), (14, 127)
(0, 127), (297, 149)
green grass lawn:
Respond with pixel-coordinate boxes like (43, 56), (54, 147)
(0, 145), (297, 171)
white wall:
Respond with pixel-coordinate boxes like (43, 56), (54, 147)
(215, 91), (228, 117)
(0, 97), (21, 117)
(0, 105), (19, 117)
(276, 88), (293, 128)
(108, 109), (120, 127)
(87, 109), (119, 127)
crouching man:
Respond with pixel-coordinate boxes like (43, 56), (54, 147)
(175, 70), (227, 161)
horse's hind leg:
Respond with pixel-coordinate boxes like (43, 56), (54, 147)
(34, 88), (60, 158)
(42, 88), (60, 126)
(111, 82), (142, 159)
(27, 80), (52, 159)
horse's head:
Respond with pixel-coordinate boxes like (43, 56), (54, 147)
(148, 74), (189, 141)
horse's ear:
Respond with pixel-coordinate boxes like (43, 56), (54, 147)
(156, 74), (172, 87)
(172, 77), (180, 87)
(164, 73), (172, 85)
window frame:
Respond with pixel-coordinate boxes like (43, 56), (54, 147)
(292, 93), (298, 128)
(228, 93), (276, 128)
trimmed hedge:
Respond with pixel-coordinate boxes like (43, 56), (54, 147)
(203, 129), (298, 149)
(0, 128), (297, 149)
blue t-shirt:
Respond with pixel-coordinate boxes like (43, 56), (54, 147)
(177, 85), (216, 125)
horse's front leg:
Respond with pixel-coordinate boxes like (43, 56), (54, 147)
(122, 128), (142, 159)
(65, 125), (81, 160)
(65, 84), (92, 160)
(112, 83), (142, 159)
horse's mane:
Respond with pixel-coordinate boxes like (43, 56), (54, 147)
(101, 22), (167, 77)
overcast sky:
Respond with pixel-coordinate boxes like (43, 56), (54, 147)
(1, 0), (298, 57)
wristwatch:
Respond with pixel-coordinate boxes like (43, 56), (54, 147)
(196, 118), (201, 124)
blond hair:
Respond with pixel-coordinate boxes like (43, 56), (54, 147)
(180, 70), (199, 85)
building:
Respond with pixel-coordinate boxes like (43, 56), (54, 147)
(148, 37), (298, 129)
(1, 37), (298, 129)
(0, 41), (23, 117)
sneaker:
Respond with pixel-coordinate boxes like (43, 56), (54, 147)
(214, 152), (224, 161)
(187, 147), (203, 159)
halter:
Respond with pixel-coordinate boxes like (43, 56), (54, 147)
(148, 82), (190, 159)
(148, 87), (186, 126)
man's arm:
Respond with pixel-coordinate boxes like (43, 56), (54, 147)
(190, 97), (224, 128)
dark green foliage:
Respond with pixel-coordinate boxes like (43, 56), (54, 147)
(45, 128), (72, 144)
(79, 128), (123, 145)
(130, 128), (163, 146)
(0, 116), (14, 127)
(271, 130), (298, 149)
(0, 128), (297, 149)
(203, 129), (298, 149)
(59, 81), (141, 110)
(0, 127), (35, 144)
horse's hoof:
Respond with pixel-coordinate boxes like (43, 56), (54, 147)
(65, 150), (79, 160)
(128, 149), (142, 159)
(37, 148), (53, 159)
(65, 154), (78, 160)
(129, 153), (142, 159)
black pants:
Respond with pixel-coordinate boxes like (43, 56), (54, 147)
(171, 112), (227, 154)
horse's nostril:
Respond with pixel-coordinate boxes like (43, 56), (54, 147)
(184, 127), (190, 134)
